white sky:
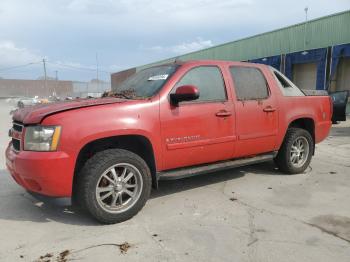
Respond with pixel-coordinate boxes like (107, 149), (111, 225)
(0, 0), (349, 81)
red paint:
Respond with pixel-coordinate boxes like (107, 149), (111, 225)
(5, 60), (332, 197)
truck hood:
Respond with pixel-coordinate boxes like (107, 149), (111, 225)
(13, 97), (126, 124)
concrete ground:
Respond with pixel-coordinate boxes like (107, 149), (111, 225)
(0, 99), (349, 262)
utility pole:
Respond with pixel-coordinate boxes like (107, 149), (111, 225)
(54, 70), (58, 97)
(42, 58), (47, 97)
(303, 7), (309, 53)
(95, 52), (99, 97)
(96, 52), (99, 81)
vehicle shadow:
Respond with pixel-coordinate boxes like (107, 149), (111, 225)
(329, 124), (350, 137)
(0, 161), (283, 226)
(151, 160), (282, 199)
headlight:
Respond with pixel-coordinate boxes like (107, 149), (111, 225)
(24, 126), (61, 151)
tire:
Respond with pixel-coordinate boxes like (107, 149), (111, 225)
(274, 128), (314, 174)
(76, 149), (152, 224)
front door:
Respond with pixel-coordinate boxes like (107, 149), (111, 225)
(229, 66), (278, 157)
(160, 65), (235, 170)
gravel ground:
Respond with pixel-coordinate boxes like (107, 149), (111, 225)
(0, 99), (349, 262)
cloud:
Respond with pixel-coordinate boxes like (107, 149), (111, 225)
(0, 0), (349, 80)
(66, 0), (124, 14)
(170, 38), (214, 54)
(0, 41), (41, 67)
(145, 38), (214, 55)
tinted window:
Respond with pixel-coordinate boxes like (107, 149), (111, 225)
(230, 67), (269, 100)
(174, 66), (227, 102)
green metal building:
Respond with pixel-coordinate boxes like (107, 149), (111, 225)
(111, 10), (350, 92)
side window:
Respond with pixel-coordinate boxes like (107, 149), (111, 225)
(271, 68), (305, 97)
(230, 67), (269, 100)
(174, 66), (227, 102)
(274, 71), (291, 88)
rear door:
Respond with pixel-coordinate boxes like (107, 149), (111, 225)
(330, 91), (349, 122)
(229, 66), (278, 157)
(159, 65), (235, 170)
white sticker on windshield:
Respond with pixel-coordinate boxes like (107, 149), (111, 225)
(148, 74), (168, 81)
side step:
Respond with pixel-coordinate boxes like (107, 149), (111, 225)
(157, 152), (277, 180)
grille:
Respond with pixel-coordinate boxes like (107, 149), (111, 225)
(13, 123), (23, 132)
(11, 122), (24, 152)
(12, 138), (21, 151)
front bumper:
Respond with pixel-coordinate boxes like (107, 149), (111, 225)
(5, 144), (74, 197)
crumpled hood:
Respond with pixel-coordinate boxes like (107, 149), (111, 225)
(13, 97), (126, 124)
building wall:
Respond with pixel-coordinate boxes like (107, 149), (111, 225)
(72, 80), (110, 97)
(0, 79), (73, 98)
(135, 10), (350, 71)
(110, 11), (350, 92)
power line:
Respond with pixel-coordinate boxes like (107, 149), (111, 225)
(46, 61), (110, 74)
(0, 62), (41, 72)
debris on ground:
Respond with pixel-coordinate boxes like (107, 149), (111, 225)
(230, 192), (237, 201)
(57, 250), (70, 262)
(34, 242), (132, 262)
(73, 242), (132, 255)
(35, 253), (53, 262)
(118, 242), (131, 254)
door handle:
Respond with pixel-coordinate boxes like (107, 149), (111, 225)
(263, 106), (276, 112)
(216, 110), (232, 117)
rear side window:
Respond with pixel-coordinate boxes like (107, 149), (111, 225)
(270, 68), (305, 97)
(274, 71), (291, 88)
(174, 66), (227, 102)
(230, 67), (269, 100)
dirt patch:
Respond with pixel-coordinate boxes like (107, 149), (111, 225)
(309, 215), (350, 243)
(57, 250), (70, 262)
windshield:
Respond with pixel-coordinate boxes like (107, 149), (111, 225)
(113, 65), (178, 99)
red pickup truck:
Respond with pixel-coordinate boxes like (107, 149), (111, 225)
(6, 60), (332, 224)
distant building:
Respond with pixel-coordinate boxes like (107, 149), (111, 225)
(0, 79), (73, 98)
(72, 79), (111, 98)
(0, 79), (111, 98)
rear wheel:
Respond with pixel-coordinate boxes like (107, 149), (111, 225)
(77, 149), (152, 224)
(274, 128), (314, 174)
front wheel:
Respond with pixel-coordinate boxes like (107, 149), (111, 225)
(274, 128), (314, 174)
(77, 149), (152, 224)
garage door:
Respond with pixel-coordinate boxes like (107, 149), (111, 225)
(335, 57), (350, 92)
(292, 63), (317, 90)
(335, 57), (350, 115)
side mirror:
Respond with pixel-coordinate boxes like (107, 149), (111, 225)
(170, 85), (200, 106)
